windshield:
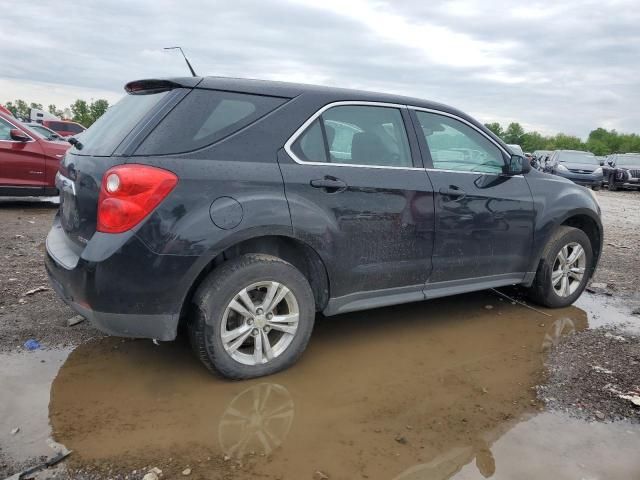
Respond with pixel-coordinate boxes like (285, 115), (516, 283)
(558, 151), (598, 164)
(616, 155), (640, 166)
(72, 89), (171, 156)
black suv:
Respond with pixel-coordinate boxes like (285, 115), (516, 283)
(604, 153), (640, 190)
(46, 77), (602, 379)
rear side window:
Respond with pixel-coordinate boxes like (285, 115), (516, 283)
(136, 89), (287, 155)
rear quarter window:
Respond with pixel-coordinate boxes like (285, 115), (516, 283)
(135, 89), (287, 155)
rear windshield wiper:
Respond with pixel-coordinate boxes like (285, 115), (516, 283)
(68, 137), (83, 150)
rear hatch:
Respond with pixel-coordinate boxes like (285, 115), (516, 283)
(57, 81), (192, 247)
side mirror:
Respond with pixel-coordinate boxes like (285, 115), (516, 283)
(507, 154), (530, 175)
(9, 129), (30, 142)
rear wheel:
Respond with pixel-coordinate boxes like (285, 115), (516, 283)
(189, 254), (315, 379)
(526, 226), (593, 308)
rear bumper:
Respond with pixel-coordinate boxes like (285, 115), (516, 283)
(45, 216), (199, 341)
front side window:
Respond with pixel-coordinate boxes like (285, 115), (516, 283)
(414, 111), (505, 174)
(0, 118), (13, 140)
(291, 105), (413, 168)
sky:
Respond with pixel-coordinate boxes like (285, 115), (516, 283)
(1, 0), (639, 138)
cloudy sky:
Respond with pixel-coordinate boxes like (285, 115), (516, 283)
(2, 0), (639, 138)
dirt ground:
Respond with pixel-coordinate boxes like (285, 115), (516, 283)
(0, 190), (639, 480)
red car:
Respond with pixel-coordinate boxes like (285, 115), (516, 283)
(0, 111), (70, 196)
(41, 119), (86, 137)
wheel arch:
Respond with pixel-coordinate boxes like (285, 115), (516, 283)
(178, 233), (330, 330)
(558, 210), (603, 267)
(524, 207), (603, 287)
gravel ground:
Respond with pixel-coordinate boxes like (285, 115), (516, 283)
(538, 326), (640, 423)
(536, 190), (640, 422)
(0, 199), (103, 353)
(590, 190), (640, 301)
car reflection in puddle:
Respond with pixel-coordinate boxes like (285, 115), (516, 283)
(45, 292), (640, 479)
(218, 383), (295, 459)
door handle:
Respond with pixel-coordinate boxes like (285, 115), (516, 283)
(310, 177), (347, 192)
(439, 186), (466, 200)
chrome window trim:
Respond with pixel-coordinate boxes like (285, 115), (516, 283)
(283, 101), (523, 177)
(283, 100), (420, 171)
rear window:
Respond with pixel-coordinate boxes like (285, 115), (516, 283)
(66, 123), (85, 134)
(71, 90), (171, 156)
(135, 89), (287, 155)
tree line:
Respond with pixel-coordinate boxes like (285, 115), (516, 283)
(484, 122), (640, 156)
(3, 98), (109, 128)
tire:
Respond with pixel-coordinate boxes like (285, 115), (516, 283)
(608, 180), (618, 191)
(592, 184), (601, 191)
(189, 254), (315, 379)
(526, 226), (593, 308)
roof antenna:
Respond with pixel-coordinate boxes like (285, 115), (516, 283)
(164, 46), (197, 77)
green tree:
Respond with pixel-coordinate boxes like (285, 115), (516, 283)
(484, 122), (504, 138)
(520, 131), (546, 152)
(503, 122), (525, 145)
(48, 104), (64, 117)
(5, 99), (29, 119)
(70, 99), (92, 127)
(547, 133), (584, 151)
(88, 99), (109, 126)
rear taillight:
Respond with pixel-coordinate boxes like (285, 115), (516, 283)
(97, 164), (178, 234)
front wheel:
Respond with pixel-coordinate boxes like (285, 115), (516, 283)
(526, 226), (593, 308)
(189, 254), (315, 379)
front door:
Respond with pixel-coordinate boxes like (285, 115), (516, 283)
(0, 117), (46, 193)
(279, 103), (435, 312)
(410, 109), (534, 295)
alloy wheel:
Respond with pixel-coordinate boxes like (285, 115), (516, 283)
(220, 281), (299, 366)
(551, 242), (586, 297)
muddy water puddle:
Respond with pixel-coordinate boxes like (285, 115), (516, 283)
(2, 291), (640, 479)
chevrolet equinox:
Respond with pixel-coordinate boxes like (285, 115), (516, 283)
(46, 77), (603, 379)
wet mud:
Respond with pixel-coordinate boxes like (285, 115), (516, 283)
(38, 292), (634, 479)
(1, 292), (639, 479)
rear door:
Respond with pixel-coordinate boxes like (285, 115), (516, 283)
(409, 109), (534, 295)
(279, 102), (435, 311)
(0, 116), (46, 193)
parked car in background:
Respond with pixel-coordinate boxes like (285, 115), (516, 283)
(0, 111), (69, 196)
(545, 150), (603, 190)
(24, 122), (65, 142)
(41, 119), (86, 137)
(533, 150), (552, 170)
(604, 153), (640, 191)
(507, 144), (524, 156)
(46, 77), (602, 379)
